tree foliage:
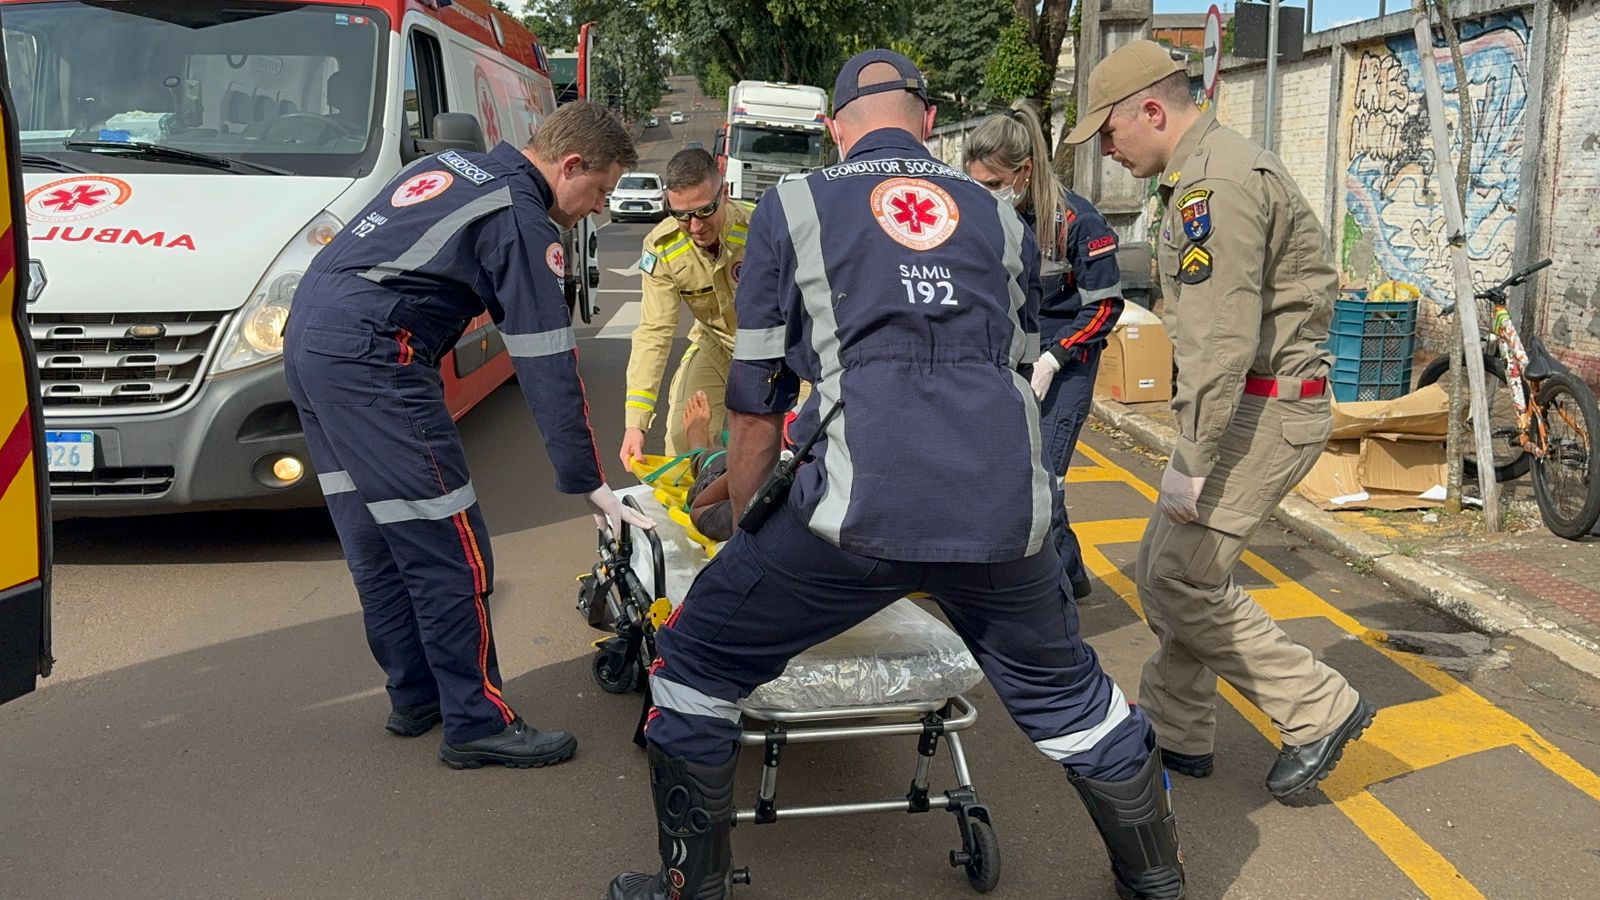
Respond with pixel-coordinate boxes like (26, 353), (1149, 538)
(648, 0), (913, 96)
(910, 0), (1012, 124)
(984, 17), (1051, 110)
(522, 0), (669, 125)
(1010, 0), (1074, 145)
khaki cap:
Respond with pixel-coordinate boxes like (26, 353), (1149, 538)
(1064, 40), (1185, 145)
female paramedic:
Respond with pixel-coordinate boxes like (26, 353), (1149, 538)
(964, 102), (1125, 600)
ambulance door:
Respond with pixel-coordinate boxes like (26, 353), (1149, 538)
(0, 40), (53, 707)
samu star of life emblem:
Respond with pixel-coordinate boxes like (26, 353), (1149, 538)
(391, 170), (455, 208)
(870, 177), (960, 251)
(24, 176), (133, 223)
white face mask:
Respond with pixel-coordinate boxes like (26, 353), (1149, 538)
(987, 170), (1026, 208)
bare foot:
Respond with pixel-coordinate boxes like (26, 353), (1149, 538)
(683, 390), (712, 450)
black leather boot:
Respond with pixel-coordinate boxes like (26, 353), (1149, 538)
(437, 718), (577, 769)
(1070, 749), (1186, 900)
(385, 702), (442, 738)
(1266, 697), (1376, 803)
(607, 745), (738, 900)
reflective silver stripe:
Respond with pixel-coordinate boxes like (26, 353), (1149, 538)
(1021, 333), (1041, 365)
(649, 674), (742, 724)
(366, 481), (477, 525)
(998, 204), (1053, 554)
(504, 327), (576, 358)
(359, 187), (514, 284)
(1079, 283), (1123, 303)
(318, 470), (356, 495)
(776, 181), (853, 544)
(1033, 684), (1133, 761)
(733, 326), (787, 361)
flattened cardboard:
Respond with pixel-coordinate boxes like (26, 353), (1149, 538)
(1330, 383), (1448, 440)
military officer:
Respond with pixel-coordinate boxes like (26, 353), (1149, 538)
(1066, 40), (1374, 803)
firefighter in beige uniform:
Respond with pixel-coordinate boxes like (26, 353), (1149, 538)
(619, 149), (750, 465)
(1067, 40), (1374, 803)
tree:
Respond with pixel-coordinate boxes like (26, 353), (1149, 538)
(523, 0), (669, 125)
(1010, 0), (1074, 145)
(911, 0), (1013, 124)
(984, 16), (1052, 110)
(650, 0), (914, 95)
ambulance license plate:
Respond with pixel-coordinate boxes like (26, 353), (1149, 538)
(45, 431), (94, 472)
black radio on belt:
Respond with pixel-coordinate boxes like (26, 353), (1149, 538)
(738, 400), (844, 533)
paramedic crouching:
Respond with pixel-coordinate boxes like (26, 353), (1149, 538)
(608, 51), (1185, 900)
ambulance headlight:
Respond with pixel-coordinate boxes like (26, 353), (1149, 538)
(211, 211), (343, 375)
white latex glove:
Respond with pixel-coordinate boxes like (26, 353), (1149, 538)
(586, 483), (656, 532)
(1157, 460), (1206, 525)
(1029, 353), (1062, 401)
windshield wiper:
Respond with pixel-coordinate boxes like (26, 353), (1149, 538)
(21, 153), (91, 173)
(61, 140), (293, 176)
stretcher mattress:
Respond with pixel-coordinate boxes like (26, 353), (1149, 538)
(618, 486), (984, 712)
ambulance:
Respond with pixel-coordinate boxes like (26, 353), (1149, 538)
(0, 0), (597, 516)
(0, 43), (51, 705)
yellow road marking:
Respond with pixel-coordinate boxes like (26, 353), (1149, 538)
(1071, 440), (1600, 898)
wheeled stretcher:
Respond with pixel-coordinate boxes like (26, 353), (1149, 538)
(575, 455), (1003, 892)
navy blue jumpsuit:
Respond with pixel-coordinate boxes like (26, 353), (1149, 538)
(1031, 187), (1124, 593)
(643, 128), (1151, 781)
(284, 145), (604, 744)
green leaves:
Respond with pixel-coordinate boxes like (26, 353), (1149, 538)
(984, 17), (1051, 107)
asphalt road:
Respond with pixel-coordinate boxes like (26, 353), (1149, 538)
(5, 79), (1600, 899)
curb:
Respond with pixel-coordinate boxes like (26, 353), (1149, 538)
(1090, 396), (1600, 680)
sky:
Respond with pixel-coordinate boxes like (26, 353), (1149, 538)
(1155, 0), (1396, 33)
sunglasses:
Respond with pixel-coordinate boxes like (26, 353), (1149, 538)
(667, 195), (722, 222)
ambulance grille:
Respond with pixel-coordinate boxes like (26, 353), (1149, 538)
(28, 311), (230, 415)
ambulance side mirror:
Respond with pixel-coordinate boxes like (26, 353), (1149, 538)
(410, 112), (487, 159)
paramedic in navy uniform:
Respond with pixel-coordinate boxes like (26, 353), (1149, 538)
(608, 53), (1186, 900)
(284, 101), (654, 770)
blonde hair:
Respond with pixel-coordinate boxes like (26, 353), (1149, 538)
(962, 100), (1060, 254)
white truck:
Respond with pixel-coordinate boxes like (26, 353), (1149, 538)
(716, 80), (828, 201)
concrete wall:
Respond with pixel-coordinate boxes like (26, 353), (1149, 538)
(1191, 0), (1600, 382)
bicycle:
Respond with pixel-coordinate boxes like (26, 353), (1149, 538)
(1416, 258), (1600, 539)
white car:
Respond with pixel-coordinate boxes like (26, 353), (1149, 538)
(646, 115), (659, 128)
(608, 172), (666, 223)
(670, 110), (686, 124)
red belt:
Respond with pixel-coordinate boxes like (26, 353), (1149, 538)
(1244, 376), (1326, 399)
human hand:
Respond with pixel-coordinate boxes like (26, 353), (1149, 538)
(585, 483), (656, 532)
(619, 428), (646, 470)
(1029, 353), (1061, 401)
(1156, 460), (1206, 525)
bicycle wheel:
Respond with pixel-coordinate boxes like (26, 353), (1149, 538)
(1415, 353), (1531, 482)
(1530, 372), (1600, 540)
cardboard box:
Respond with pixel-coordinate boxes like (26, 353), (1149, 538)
(1294, 385), (1450, 511)
(1095, 323), (1173, 404)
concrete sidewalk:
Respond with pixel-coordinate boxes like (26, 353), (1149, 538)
(1091, 395), (1600, 681)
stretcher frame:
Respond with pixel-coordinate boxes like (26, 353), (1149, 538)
(573, 456), (1003, 893)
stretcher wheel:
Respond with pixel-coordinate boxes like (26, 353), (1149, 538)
(955, 819), (1000, 893)
(592, 646), (643, 694)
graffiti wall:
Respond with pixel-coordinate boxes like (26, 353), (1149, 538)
(1341, 13), (1530, 312)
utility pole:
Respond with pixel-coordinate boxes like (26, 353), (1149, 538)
(1264, 0), (1280, 151)
(1412, 1), (1503, 529)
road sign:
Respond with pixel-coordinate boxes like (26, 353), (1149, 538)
(1203, 5), (1224, 98)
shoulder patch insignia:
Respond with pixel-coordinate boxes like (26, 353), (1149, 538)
(1087, 234), (1118, 258)
(1179, 244), (1213, 284)
(1178, 188), (1212, 242)
(391, 170), (454, 207)
(437, 150), (495, 185)
(546, 242), (566, 277)
(639, 250), (657, 275)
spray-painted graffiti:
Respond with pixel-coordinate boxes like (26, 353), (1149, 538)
(1342, 13), (1529, 308)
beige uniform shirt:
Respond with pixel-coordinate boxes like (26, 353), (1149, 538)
(624, 201), (752, 432)
(1156, 109), (1337, 479)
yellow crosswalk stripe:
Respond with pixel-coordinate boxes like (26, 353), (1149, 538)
(1069, 441), (1600, 898)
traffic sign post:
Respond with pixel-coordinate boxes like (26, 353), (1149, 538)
(1202, 5), (1224, 99)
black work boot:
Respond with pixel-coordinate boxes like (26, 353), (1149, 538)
(608, 745), (738, 900)
(1159, 747), (1213, 779)
(1070, 749), (1186, 900)
(1266, 696), (1376, 804)
(438, 718), (577, 770)
(385, 702), (442, 738)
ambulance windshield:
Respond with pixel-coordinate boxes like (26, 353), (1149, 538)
(2, 1), (388, 178)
